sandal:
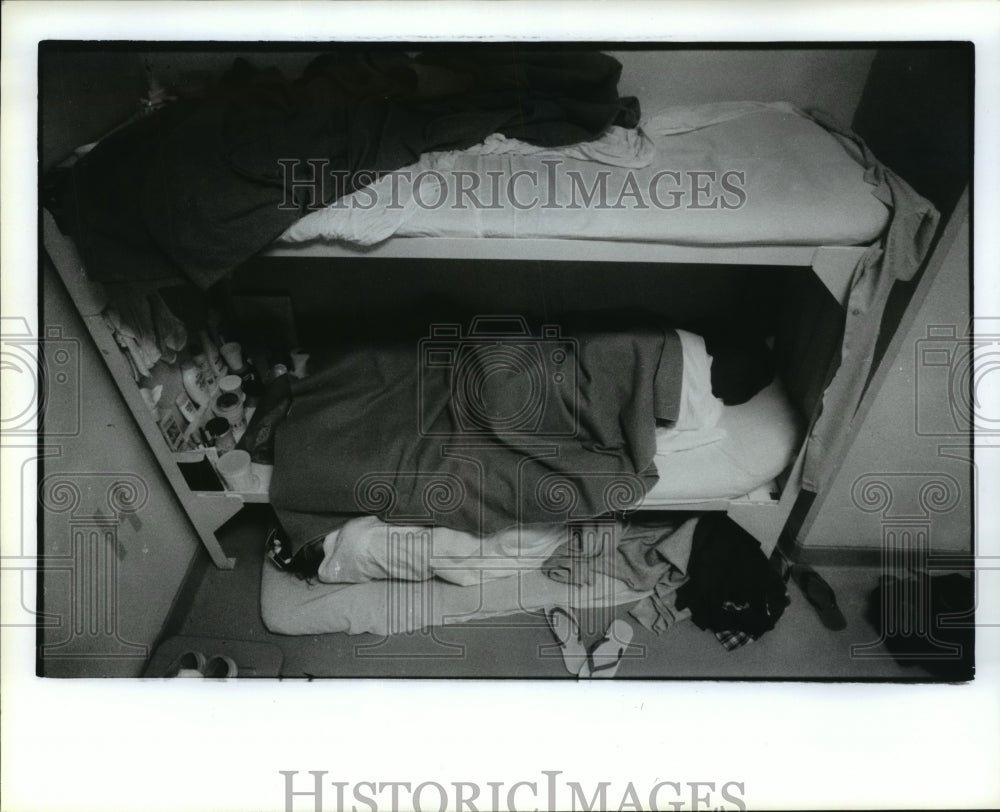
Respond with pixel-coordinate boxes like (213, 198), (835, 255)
(545, 607), (588, 676)
(791, 564), (847, 631)
(166, 650), (206, 678)
(579, 619), (633, 678)
(202, 654), (239, 679)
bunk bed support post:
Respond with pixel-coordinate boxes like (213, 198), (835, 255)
(724, 439), (807, 558)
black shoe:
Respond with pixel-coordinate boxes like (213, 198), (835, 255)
(265, 527), (294, 571)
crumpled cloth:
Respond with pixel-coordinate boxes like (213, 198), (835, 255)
(542, 516), (696, 592)
(801, 110), (940, 492)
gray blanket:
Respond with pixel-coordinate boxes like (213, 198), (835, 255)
(269, 320), (683, 548)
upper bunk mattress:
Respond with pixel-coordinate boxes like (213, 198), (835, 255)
(281, 103), (891, 249)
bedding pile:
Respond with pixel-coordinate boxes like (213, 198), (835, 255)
(48, 48), (640, 289)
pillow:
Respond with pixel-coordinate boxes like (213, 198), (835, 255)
(654, 329), (727, 452)
(673, 329), (725, 431)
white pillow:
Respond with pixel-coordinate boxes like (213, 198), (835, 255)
(655, 329), (727, 452)
(674, 329), (725, 431)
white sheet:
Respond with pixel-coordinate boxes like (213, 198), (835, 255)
(281, 102), (889, 248)
(261, 545), (650, 637)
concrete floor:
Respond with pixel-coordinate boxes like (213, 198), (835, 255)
(170, 506), (948, 680)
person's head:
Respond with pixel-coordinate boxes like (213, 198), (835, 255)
(706, 333), (775, 406)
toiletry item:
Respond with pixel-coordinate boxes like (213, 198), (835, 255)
(220, 341), (244, 372)
(212, 391), (246, 432)
(289, 348), (310, 379)
(204, 416), (235, 455)
(175, 392), (199, 423)
(190, 346), (220, 397)
(158, 410), (184, 450)
(218, 374), (244, 401)
(216, 450), (259, 492)
(139, 384), (163, 416)
(268, 363), (289, 383)
(181, 360), (212, 407)
(239, 363), (263, 402)
(201, 330), (228, 377)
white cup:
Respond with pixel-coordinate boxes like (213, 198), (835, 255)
(216, 450), (260, 492)
(290, 348), (310, 378)
(220, 341), (244, 372)
(218, 374), (244, 400)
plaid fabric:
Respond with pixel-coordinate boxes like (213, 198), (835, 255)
(715, 629), (754, 651)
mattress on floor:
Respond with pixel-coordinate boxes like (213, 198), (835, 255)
(644, 376), (802, 504)
(281, 105), (890, 248)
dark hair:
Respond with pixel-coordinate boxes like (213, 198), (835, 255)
(285, 539), (325, 582)
(705, 333), (775, 406)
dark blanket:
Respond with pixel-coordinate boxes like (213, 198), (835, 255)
(269, 321), (683, 547)
(50, 48), (639, 290)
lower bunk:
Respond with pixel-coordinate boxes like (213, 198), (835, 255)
(234, 298), (819, 650)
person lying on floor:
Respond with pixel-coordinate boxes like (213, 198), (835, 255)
(271, 516), (567, 585)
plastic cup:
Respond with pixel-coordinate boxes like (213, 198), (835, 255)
(216, 450), (259, 492)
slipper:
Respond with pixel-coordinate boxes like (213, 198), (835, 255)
(791, 564), (847, 631)
(545, 607), (588, 676)
(579, 619), (633, 679)
(166, 650), (206, 678)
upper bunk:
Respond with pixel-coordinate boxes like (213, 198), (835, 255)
(265, 99), (886, 307)
(43, 49), (896, 312)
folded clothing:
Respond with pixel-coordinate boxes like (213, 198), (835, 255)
(543, 516), (696, 592)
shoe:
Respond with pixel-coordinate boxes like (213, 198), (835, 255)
(579, 619), (633, 678)
(791, 564), (847, 631)
(545, 606), (588, 676)
(266, 527), (294, 571)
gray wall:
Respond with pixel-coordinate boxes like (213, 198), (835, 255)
(798, 203), (972, 553)
(39, 47), (199, 676)
(614, 48), (875, 127)
(39, 262), (203, 677)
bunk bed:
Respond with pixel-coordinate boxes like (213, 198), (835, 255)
(42, 48), (940, 639)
